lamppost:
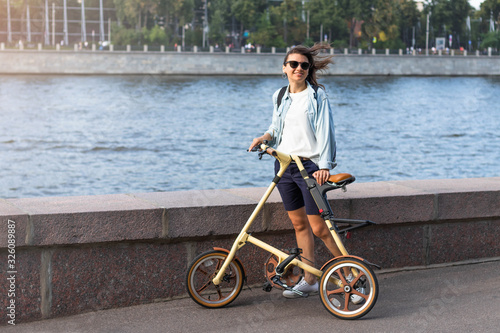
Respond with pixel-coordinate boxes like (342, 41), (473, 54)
(7, 0), (12, 43)
(27, 5), (31, 43)
(426, 10), (431, 56)
(52, 2), (55, 46)
(99, 0), (105, 42)
(63, 0), (69, 45)
(44, 0), (50, 45)
(202, 0), (209, 48)
(79, 0), (87, 44)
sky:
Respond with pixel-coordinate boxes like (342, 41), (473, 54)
(469, 0), (484, 9)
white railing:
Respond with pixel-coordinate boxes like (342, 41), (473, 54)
(1, 42), (498, 57)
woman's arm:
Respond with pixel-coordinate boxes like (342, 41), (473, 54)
(315, 90), (337, 170)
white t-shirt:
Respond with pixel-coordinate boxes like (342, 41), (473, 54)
(277, 89), (319, 163)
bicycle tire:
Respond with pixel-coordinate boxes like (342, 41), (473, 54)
(319, 257), (378, 320)
(186, 250), (245, 308)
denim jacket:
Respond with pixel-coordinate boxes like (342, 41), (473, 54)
(265, 81), (337, 170)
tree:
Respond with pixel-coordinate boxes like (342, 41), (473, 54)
(333, 0), (374, 48)
(477, 0), (500, 34)
(208, 0), (234, 47)
(249, 11), (286, 48)
(113, 0), (158, 30)
(427, 0), (472, 49)
(362, 0), (401, 49)
(276, 0), (307, 45)
(396, 0), (420, 48)
(154, 0), (194, 41)
(306, 0), (349, 46)
(481, 30), (500, 49)
(230, 0), (267, 46)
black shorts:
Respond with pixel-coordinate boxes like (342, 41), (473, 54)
(274, 159), (320, 215)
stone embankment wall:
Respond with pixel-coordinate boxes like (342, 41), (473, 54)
(0, 50), (500, 75)
(1, 177), (500, 324)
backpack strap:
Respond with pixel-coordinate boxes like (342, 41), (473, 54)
(276, 84), (320, 110)
(276, 86), (287, 110)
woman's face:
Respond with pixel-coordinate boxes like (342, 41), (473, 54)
(283, 53), (309, 86)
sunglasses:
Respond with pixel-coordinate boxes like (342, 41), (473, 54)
(285, 60), (310, 70)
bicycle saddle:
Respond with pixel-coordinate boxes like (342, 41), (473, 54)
(327, 173), (355, 186)
(317, 173), (356, 195)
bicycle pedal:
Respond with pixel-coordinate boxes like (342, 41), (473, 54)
(262, 282), (273, 292)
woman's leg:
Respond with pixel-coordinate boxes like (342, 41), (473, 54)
(287, 207), (317, 284)
(307, 214), (343, 258)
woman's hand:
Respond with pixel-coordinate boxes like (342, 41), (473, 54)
(248, 133), (272, 152)
(312, 169), (330, 186)
(248, 137), (263, 152)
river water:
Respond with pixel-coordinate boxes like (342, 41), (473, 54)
(0, 75), (499, 199)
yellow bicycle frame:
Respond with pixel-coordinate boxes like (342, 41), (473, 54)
(212, 144), (350, 286)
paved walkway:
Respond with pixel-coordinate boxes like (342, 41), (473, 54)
(4, 260), (500, 333)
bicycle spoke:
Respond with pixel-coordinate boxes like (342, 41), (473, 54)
(351, 289), (368, 302)
(335, 267), (348, 286)
(342, 297), (349, 311)
(326, 287), (344, 297)
(196, 279), (213, 294)
(350, 271), (365, 285)
(214, 284), (224, 301)
(196, 267), (210, 276)
(215, 259), (223, 270)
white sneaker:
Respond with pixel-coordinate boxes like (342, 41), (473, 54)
(282, 278), (318, 299)
(346, 274), (366, 305)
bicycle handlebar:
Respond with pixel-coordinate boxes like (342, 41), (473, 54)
(259, 145), (277, 160)
(248, 140), (277, 159)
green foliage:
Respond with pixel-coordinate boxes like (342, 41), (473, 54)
(362, 1), (399, 46)
(375, 36), (406, 50)
(10, 0), (489, 50)
(249, 13), (286, 48)
(113, 0), (158, 29)
(306, 0), (349, 44)
(112, 24), (142, 45)
(481, 31), (500, 49)
(209, 8), (226, 46)
(144, 25), (168, 45)
(427, 0), (473, 48)
(231, 0), (268, 32)
(112, 24), (169, 45)
(331, 39), (349, 49)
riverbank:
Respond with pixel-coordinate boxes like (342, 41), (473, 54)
(1, 49), (500, 75)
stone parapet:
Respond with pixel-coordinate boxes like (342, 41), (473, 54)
(0, 51), (500, 76)
(1, 177), (500, 324)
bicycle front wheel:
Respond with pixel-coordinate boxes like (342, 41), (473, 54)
(186, 250), (245, 308)
(319, 257), (378, 320)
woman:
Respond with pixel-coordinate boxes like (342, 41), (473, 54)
(248, 44), (344, 298)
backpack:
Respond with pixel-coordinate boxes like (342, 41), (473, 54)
(276, 84), (320, 110)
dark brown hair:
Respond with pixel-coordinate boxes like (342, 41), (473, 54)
(283, 43), (333, 89)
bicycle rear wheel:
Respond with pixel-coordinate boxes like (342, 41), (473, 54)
(186, 250), (245, 308)
(319, 257), (378, 320)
